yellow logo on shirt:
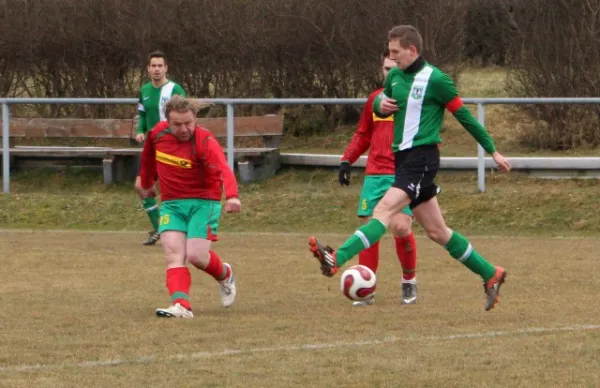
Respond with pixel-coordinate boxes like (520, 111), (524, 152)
(156, 151), (192, 168)
(372, 113), (393, 122)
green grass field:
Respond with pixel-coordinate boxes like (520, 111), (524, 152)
(2, 167), (600, 236)
(1, 230), (599, 387)
(3, 156), (600, 388)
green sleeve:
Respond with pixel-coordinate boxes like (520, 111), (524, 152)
(453, 107), (497, 154)
(173, 83), (186, 97)
(431, 71), (458, 106)
(136, 92), (147, 135)
(373, 69), (395, 118)
(432, 72), (497, 154)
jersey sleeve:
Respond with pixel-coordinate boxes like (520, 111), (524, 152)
(373, 69), (396, 118)
(342, 93), (375, 164)
(201, 136), (239, 199)
(138, 130), (157, 188)
(432, 71), (497, 154)
(173, 83), (186, 97)
(136, 91), (147, 135)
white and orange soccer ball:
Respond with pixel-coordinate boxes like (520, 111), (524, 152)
(340, 265), (376, 301)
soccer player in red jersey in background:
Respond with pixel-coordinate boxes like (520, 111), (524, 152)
(136, 95), (241, 318)
(338, 49), (418, 306)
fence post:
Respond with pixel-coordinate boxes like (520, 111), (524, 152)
(477, 103), (486, 193)
(226, 104), (235, 171)
(2, 103), (9, 194)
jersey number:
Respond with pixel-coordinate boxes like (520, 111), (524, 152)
(159, 214), (170, 226)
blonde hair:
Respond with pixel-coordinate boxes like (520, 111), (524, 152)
(165, 95), (201, 119)
(165, 95), (215, 119)
(388, 25), (423, 54)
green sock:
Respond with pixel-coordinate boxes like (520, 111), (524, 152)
(336, 219), (387, 267)
(444, 230), (496, 281)
(142, 198), (160, 231)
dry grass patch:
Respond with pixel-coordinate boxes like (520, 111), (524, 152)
(1, 231), (599, 387)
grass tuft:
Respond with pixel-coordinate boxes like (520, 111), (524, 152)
(2, 167), (600, 236)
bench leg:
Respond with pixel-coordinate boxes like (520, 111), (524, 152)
(103, 156), (115, 185)
(111, 155), (138, 183)
(262, 150), (281, 177)
(237, 161), (255, 184)
(0, 153), (17, 173)
(262, 135), (282, 148)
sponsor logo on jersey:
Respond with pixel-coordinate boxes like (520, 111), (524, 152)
(156, 151), (192, 168)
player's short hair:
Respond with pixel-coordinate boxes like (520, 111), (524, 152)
(148, 50), (167, 65)
(165, 95), (200, 119)
(388, 25), (423, 54)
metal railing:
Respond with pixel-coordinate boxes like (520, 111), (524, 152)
(2, 97), (600, 194)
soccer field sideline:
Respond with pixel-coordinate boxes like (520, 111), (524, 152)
(2, 323), (600, 374)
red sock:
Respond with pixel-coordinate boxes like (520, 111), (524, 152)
(395, 233), (417, 280)
(166, 267), (192, 310)
(204, 250), (229, 281)
(358, 241), (380, 273)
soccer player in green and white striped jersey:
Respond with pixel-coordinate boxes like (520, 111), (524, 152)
(135, 51), (186, 246)
(309, 25), (512, 311)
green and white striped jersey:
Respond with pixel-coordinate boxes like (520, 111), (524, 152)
(373, 58), (496, 154)
(137, 81), (186, 134)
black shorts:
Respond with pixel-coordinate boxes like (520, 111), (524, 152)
(392, 145), (440, 209)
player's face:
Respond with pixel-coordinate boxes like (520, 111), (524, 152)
(381, 57), (396, 82)
(388, 39), (419, 70)
(168, 110), (196, 142)
(147, 57), (168, 83)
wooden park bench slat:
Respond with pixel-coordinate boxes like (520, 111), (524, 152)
(0, 115), (284, 184)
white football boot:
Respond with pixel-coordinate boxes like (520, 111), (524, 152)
(155, 303), (194, 318)
(352, 297), (375, 307)
(402, 279), (418, 305)
(219, 263), (237, 307)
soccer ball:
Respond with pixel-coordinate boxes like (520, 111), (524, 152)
(340, 265), (376, 301)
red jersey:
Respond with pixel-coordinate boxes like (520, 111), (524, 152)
(139, 121), (239, 202)
(341, 88), (395, 175)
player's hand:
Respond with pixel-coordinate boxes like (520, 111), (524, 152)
(492, 151), (511, 173)
(147, 187), (157, 198)
(139, 187), (156, 198)
(135, 178), (156, 198)
(135, 133), (145, 143)
(338, 162), (351, 186)
(380, 97), (399, 115)
(225, 198), (242, 213)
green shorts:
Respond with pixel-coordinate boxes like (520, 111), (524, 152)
(158, 199), (222, 241)
(358, 175), (413, 217)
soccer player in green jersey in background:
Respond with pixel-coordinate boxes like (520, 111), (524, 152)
(309, 25), (512, 311)
(135, 51), (186, 246)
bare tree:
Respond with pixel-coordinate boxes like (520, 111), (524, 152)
(506, 0), (600, 149)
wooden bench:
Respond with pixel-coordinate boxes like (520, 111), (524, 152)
(0, 115), (284, 184)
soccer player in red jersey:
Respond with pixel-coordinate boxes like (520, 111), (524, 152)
(136, 95), (241, 318)
(338, 49), (417, 306)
